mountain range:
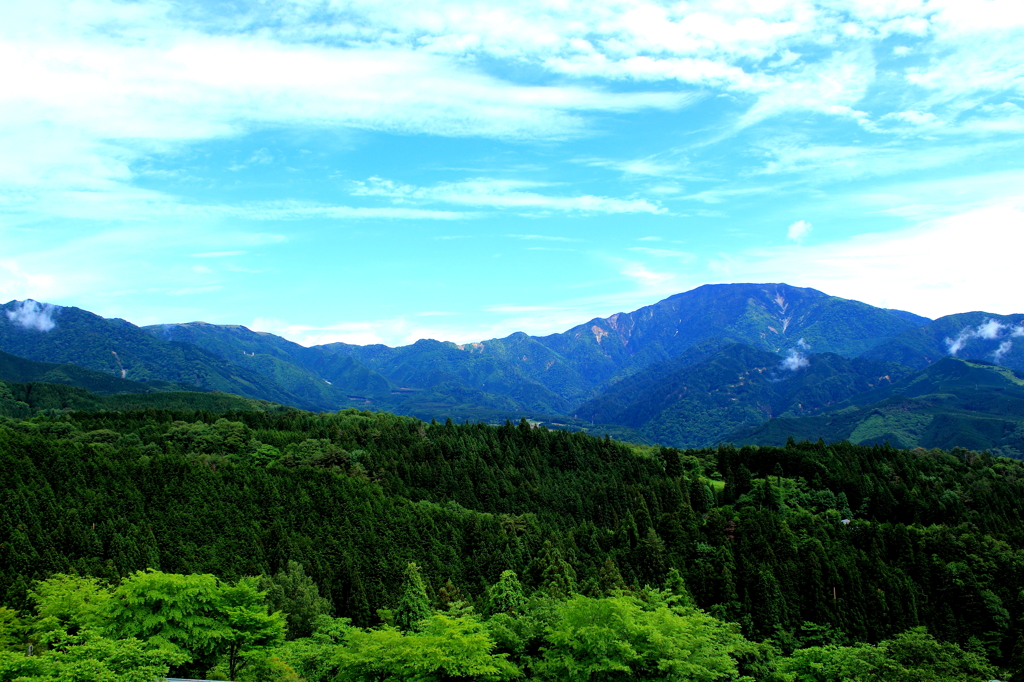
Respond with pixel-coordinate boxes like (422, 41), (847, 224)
(3, 283), (1022, 456)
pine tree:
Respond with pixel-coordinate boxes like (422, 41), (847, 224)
(394, 562), (432, 631)
(260, 560), (332, 639)
(486, 570), (526, 615)
(536, 541), (577, 599)
(664, 567), (695, 608)
(597, 557), (628, 596)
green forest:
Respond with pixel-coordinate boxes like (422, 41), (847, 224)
(1, 380), (1022, 680)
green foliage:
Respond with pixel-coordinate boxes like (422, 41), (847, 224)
(486, 571), (526, 616)
(0, 608), (23, 653)
(394, 563), (433, 632)
(0, 627), (183, 682)
(732, 357), (1024, 456)
(261, 561), (332, 639)
(0, 303), (321, 409)
(3, 402), (1024, 674)
(535, 593), (751, 681)
(774, 627), (995, 682)
(106, 569), (285, 679)
(0, 350), (184, 398)
(29, 575), (111, 639)
(333, 612), (520, 682)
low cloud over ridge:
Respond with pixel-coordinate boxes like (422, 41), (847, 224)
(5, 299), (60, 332)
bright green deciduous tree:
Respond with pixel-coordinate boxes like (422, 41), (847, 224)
(106, 569), (285, 680)
(775, 627), (995, 682)
(0, 606), (23, 655)
(0, 608), (24, 653)
(0, 627), (183, 682)
(334, 612), (520, 682)
(28, 574), (111, 639)
(536, 594), (751, 681)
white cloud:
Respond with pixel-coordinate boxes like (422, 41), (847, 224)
(621, 262), (676, 287)
(787, 219), (812, 243)
(752, 138), (1024, 186)
(167, 285), (223, 296)
(351, 177), (666, 215)
(190, 251), (247, 258)
(210, 202), (472, 221)
(946, 318), (1024, 356)
(249, 148), (274, 164)
(780, 348), (810, 370)
(628, 247), (696, 260)
(1, 2), (700, 236)
(704, 202), (1024, 319)
(0, 259), (57, 302)
(580, 154), (694, 177)
(5, 299), (60, 332)
(4, 0), (1023, 239)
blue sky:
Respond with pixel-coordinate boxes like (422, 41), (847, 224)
(2, 0), (1023, 346)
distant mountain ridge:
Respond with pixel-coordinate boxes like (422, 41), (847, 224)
(0, 300), (323, 410)
(320, 283), (926, 411)
(861, 311), (1024, 371)
(4, 285), (1022, 453)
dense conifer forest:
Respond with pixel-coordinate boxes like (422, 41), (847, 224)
(1, 381), (1022, 680)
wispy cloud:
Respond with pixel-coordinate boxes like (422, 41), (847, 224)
(620, 262), (676, 288)
(190, 251), (247, 258)
(579, 154), (695, 178)
(351, 176), (666, 215)
(167, 285), (224, 296)
(5, 299), (60, 332)
(628, 246), (696, 260)
(210, 202), (472, 221)
(507, 234), (579, 242)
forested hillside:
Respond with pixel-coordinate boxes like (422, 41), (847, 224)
(0, 350), (185, 395)
(729, 358), (1024, 457)
(862, 311), (1024, 371)
(1, 395), (1023, 679)
(0, 301), (319, 409)
(574, 341), (912, 448)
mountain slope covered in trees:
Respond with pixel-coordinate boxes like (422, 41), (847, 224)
(861, 311), (1024, 371)
(727, 357), (1024, 456)
(0, 301), (320, 409)
(574, 341), (913, 448)
(3, 285), (1021, 451)
(0, 397), (1022, 679)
